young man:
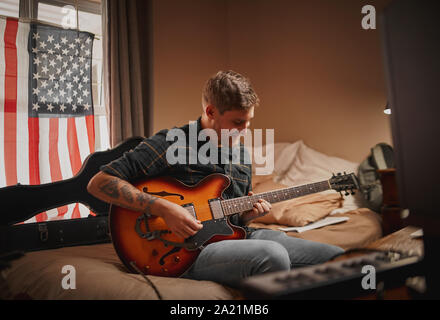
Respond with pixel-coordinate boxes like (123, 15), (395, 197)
(87, 70), (344, 287)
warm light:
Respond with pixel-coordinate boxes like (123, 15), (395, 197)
(384, 103), (391, 115)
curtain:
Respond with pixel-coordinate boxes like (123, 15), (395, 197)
(102, 0), (153, 147)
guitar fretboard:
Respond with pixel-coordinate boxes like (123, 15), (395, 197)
(220, 180), (331, 216)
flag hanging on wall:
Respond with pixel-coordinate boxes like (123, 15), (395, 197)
(0, 17), (95, 223)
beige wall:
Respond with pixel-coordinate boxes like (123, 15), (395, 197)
(152, 0), (393, 163)
(152, 0), (229, 131)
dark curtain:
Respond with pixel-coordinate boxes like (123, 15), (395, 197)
(102, 0), (153, 147)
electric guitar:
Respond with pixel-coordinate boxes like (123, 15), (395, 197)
(109, 172), (360, 278)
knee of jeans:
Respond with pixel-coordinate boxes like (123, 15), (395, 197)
(256, 241), (290, 273)
(317, 244), (345, 263)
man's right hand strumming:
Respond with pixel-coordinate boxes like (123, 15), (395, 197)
(87, 172), (203, 239)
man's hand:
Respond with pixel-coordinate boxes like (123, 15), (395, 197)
(239, 191), (272, 225)
(155, 200), (203, 239)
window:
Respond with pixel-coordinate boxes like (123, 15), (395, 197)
(0, 0), (20, 18)
(0, 0), (109, 151)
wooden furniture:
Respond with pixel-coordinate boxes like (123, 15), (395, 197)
(365, 225), (423, 257)
(378, 168), (408, 235)
(327, 226), (424, 300)
(360, 226), (423, 300)
(363, 226), (424, 299)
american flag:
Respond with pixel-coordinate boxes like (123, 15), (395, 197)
(0, 17), (96, 223)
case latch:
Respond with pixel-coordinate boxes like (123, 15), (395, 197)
(38, 223), (48, 242)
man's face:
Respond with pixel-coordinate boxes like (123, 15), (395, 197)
(211, 107), (254, 146)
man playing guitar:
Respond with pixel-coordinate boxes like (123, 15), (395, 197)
(87, 70), (344, 287)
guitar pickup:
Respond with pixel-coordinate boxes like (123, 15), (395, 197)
(182, 203), (197, 219)
(208, 198), (225, 220)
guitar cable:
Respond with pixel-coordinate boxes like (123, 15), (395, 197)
(129, 261), (163, 300)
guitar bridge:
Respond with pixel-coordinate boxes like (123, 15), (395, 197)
(135, 213), (170, 240)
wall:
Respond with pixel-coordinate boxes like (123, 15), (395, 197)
(152, 0), (229, 132)
(152, 0), (393, 163)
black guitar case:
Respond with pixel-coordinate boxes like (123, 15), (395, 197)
(0, 136), (144, 254)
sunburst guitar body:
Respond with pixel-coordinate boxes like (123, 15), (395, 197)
(109, 173), (246, 278)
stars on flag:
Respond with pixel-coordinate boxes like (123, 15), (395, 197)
(30, 27), (94, 116)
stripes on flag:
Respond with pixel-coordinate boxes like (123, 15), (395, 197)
(1, 16), (97, 223)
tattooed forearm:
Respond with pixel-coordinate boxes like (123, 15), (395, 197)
(136, 193), (146, 206)
(98, 179), (120, 199)
(136, 192), (157, 211)
(120, 185), (134, 203)
(144, 196), (158, 215)
(92, 173), (162, 214)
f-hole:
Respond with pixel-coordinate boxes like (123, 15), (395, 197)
(159, 246), (181, 265)
(142, 187), (184, 200)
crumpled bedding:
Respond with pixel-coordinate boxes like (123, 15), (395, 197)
(1, 241), (241, 300)
(1, 208), (382, 300)
(249, 208), (383, 250)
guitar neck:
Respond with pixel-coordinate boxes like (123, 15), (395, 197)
(220, 180), (331, 216)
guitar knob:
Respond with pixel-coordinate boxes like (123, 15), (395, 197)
(174, 256), (181, 263)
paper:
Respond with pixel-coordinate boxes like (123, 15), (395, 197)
(410, 229), (423, 238)
(278, 216), (349, 233)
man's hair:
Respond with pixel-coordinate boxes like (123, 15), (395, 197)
(202, 70), (259, 114)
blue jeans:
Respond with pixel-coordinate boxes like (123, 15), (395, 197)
(181, 228), (344, 287)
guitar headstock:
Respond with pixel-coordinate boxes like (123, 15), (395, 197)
(329, 172), (360, 196)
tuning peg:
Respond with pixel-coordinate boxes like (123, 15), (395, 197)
(344, 191), (350, 196)
(351, 190), (355, 195)
(337, 172), (341, 176)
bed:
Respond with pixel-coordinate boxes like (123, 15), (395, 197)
(0, 140), (382, 300)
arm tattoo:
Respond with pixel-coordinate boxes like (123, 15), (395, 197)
(136, 192), (158, 214)
(98, 179), (120, 199)
(97, 177), (158, 213)
(120, 185), (134, 203)
(136, 193), (146, 206)
(144, 196), (158, 215)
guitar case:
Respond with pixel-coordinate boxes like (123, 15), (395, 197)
(0, 136), (144, 254)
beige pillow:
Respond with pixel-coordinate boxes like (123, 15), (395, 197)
(251, 174), (343, 227)
(279, 140), (363, 213)
(250, 142), (298, 177)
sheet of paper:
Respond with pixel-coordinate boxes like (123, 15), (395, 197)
(278, 216), (349, 233)
(410, 229), (423, 238)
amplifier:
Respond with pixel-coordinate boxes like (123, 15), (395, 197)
(240, 250), (422, 299)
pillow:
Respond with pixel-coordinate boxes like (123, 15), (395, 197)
(250, 142), (297, 177)
(251, 174), (343, 226)
(278, 141), (363, 212)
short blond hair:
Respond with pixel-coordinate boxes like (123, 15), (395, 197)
(202, 70), (259, 114)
